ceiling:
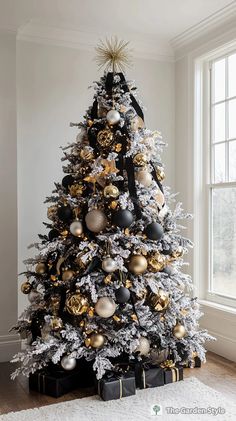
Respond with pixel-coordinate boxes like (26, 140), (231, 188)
(0, 0), (235, 59)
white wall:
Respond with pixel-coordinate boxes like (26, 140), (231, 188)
(0, 30), (20, 361)
(17, 40), (175, 315)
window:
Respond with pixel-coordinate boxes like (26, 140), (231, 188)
(208, 52), (236, 304)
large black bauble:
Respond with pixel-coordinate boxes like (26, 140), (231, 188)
(62, 175), (74, 189)
(115, 287), (131, 304)
(48, 229), (59, 241)
(145, 222), (164, 241)
(57, 205), (73, 222)
(112, 209), (133, 228)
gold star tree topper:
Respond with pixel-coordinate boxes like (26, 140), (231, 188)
(95, 37), (132, 73)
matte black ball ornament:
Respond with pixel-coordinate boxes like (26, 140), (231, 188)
(48, 229), (59, 241)
(57, 205), (73, 222)
(145, 222), (164, 241)
(112, 209), (133, 228)
(115, 287), (131, 304)
(62, 175), (74, 189)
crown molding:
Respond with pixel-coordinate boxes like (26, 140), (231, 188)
(17, 21), (175, 63)
(171, 1), (236, 58)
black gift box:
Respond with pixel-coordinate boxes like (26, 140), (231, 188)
(163, 366), (183, 384)
(29, 359), (95, 398)
(182, 356), (202, 368)
(29, 368), (81, 398)
(97, 371), (136, 401)
(135, 363), (164, 389)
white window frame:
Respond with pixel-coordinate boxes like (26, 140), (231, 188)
(194, 45), (236, 309)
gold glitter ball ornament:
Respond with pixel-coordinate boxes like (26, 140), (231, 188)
(148, 253), (166, 272)
(65, 291), (89, 316)
(103, 184), (119, 199)
(85, 209), (108, 233)
(62, 270), (74, 282)
(21, 281), (32, 294)
(97, 129), (114, 148)
(35, 262), (47, 275)
(69, 184), (84, 197)
(150, 289), (170, 311)
(173, 323), (186, 339)
(128, 254), (148, 275)
(133, 153), (148, 167)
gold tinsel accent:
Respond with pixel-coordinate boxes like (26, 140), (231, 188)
(95, 37), (132, 73)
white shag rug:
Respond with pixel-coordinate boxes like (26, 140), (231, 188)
(0, 377), (235, 421)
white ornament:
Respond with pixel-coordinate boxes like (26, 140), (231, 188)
(135, 337), (150, 355)
(85, 209), (107, 233)
(106, 109), (121, 125)
(61, 355), (77, 371)
(95, 297), (116, 318)
(102, 257), (117, 273)
(136, 170), (153, 187)
(70, 220), (83, 237)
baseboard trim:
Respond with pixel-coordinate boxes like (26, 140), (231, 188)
(204, 329), (236, 363)
(0, 334), (21, 362)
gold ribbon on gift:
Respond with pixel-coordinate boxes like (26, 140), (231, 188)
(142, 369), (146, 389)
(160, 360), (180, 382)
(160, 359), (175, 369)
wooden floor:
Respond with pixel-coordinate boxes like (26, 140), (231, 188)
(0, 351), (235, 415)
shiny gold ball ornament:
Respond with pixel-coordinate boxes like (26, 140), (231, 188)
(95, 297), (116, 318)
(106, 109), (121, 125)
(97, 129), (114, 148)
(50, 316), (63, 331)
(133, 153), (148, 167)
(103, 184), (119, 199)
(79, 148), (94, 161)
(173, 323), (186, 339)
(90, 333), (105, 349)
(156, 167), (165, 182)
(21, 281), (32, 294)
(65, 291), (89, 316)
(148, 252), (165, 272)
(35, 262), (47, 275)
(136, 169), (153, 187)
(129, 254), (148, 275)
(47, 205), (57, 221)
(62, 270), (74, 282)
(150, 289), (170, 311)
(70, 220), (83, 237)
(135, 337), (150, 356)
(171, 247), (184, 259)
(85, 209), (108, 233)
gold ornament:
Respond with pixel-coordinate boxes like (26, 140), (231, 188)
(130, 115), (145, 132)
(131, 314), (138, 321)
(95, 36), (131, 73)
(85, 209), (108, 233)
(109, 200), (118, 210)
(113, 315), (121, 322)
(47, 206), (57, 221)
(180, 308), (189, 317)
(100, 159), (119, 177)
(80, 148), (94, 161)
(136, 288), (148, 299)
(160, 359), (175, 369)
(50, 274), (58, 282)
(50, 316), (63, 331)
(148, 252), (165, 272)
(97, 129), (114, 148)
(87, 119), (94, 127)
(21, 281), (32, 294)
(129, 254), (148, 275)
(125, 279), (132, 288)
(35, 262), (47, 275)
(133, 153), (148, 167)
(154, 190), (165, 208)
(171, 247), (184, 259)
(136, 169), (152, 187)
(156, 167), (165, 182)
(85, 338), (91, 347)
(61, 230), (69, 237)
(90, 333), (105, 349)
(69, 184), (84, 197)
(150, 289), (169, 311)
(50, 295), (61, 314)
(65, 291), (89, 316)
(104, 274), (112, 284)
(88, 307), (95, 317)
(173, 323), (186, 339)
(62, 270), (74, 282)
(103, 184), (119, 199)
(114, 143), (122, 152)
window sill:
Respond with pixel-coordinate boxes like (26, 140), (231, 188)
(199, 299), (236, 316)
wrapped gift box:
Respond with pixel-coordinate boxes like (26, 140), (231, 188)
(97, 371), (136, 401)
(160, 361), (184, 384)
(182, 356), (202, 368)
(135, 363), (164, 389)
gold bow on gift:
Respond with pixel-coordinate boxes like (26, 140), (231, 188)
(160, 360), (180, 382)
(160, 359), (175, 368)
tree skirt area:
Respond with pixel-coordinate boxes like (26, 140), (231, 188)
(0, 378), (235, 421)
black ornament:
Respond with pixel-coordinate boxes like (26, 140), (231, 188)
(48, 229), (59, 241)
(57, 205), (73, 222)
(145, 222), (164, 241)
(115, 287), (131, 304)
(162, 266), (174, 276)
(112, 209), (134, 228)
(62, 175), (74, 189)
